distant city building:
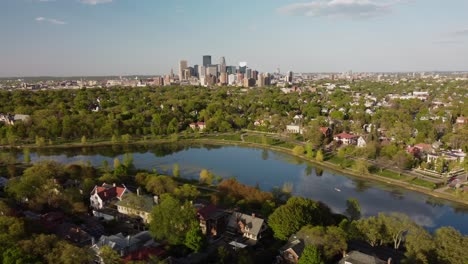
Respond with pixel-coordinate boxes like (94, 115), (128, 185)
(219, 57), (227, 73)
(155, 76), (164, 86)
(228, 74), (237, 85)
(206, 65), (218, 77)
(193, 64), (199, 77)
(252, 70), (258, 80)
(226, 66), (236, 75)
(206, 74), (217, 86)
(219, 72), (228, 85)
(179, 60), (188, 80)
(203, 55), (212, 67)
(243, 78), (255, 88)
(246, 68), (252, 79)
(199, 65), (206, 78)
(286, 71), (293, 83)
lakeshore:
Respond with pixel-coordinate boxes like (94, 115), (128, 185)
(3, 132), (468, 207)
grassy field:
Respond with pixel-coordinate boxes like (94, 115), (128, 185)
(375, 169), (409, 180)
(411, 178), (437, 189)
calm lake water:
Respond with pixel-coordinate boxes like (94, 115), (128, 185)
(17, 143), (468, 234)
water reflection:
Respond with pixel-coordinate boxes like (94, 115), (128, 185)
(7, 143), (468, 234)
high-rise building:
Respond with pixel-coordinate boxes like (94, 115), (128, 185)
(286, 71), (293, 83)
(219, 57), (226, 73)
(179, 60), (188, 80)
(226, 66), (236, 75)
(203, 55), (212, 67)
(193, 65), (199, 77)
(206, 65), (218, 77)
(252, 70), (258, 80)
(198, 65), (206, 78)
(246, 68), (252, 79)
(219, 72), (227, 85)
(228, 74), (237, 86)
(183, 68), (191, 80)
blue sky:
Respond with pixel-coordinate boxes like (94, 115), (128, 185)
(1, 0), (468, 77)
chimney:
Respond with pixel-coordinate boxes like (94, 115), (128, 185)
(113, 183), (116, 187)
(91, 237), (95, 245)
(137, 187), (141, 196)
(387, 257), (392, 264)
(154, 195), (159, 205)
(127, 235), (131, 246)
(252, 213), (255, 219)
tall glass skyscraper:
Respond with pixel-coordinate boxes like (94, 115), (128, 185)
(203, 55), (211, 67)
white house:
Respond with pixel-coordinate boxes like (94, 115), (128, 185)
(357, 136), (368, 148)
(286, 124), (303, 134)
(90, 183), (128, 210)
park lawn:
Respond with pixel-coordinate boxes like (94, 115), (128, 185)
(376, 169), (408, 180)
(327, 156), (354, 168)
(411, 178), (437, 189)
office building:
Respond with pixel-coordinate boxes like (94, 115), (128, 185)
(226, 66), (236, 75)
(219, 72), (227, 85)
(199, 65), (206, 78)
(203, 55), (212, 67)
(179, 60), (188, 80)
(246, 68), (252, 79)
(206, 65), (218, 77)
(228, 74), (237, 86)
(193, 64), (199, 77)
(219, 57), (227, 73)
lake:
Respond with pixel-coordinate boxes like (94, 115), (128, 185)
(17, 143), (468, 234)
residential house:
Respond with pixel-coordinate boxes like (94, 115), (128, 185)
(90, 183), (128, 210)
(286, 124), (303, 134)
(456, 116), (467, 126)
(357, 136), (368, 148)
(92, 231), (159, 261)
(196, 204), (228, 238)
(319, 127), (331, 137)
(338, 251), (388, 264)
(56, 223), (93, 247)
(189, 122), (206, 131)
(226, 212), (267, 243)
(427, 149), (466, 164)
(116, 190), (157, 224)
(278, 237), (305, 264)
(414, 143), (434, 154)
(0, 113), (30, 125)
(334, 133), (358, 146)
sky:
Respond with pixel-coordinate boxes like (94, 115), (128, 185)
(1, 0), (468, 77)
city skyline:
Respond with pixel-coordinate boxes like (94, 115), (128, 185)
(1, 0), (468, 77)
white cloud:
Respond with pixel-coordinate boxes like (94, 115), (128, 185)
(79, 0), (113, 5)
(35, 16), (67, 25)
(277, 0), (404, 19)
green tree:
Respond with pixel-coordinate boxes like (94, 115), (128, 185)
(434, 227), (468, 264)
(297, 225), (347, 260)
(98, 245), (123, 264)
(345, 198), (361, 221)
(298, 245), (324, 264)
(268, 197), (334, 240)
(145, 176), (177, 195)
(356, 216), (384, 247)
(404, 225), (436, 264)
(173, 163), (180, 177)
(23, 148), (30, 163)
(379, 212), (416, 250)
(315, 150), (324, 162)
(199, 169), (214, 185)
(149, 195), (198, 245)
(184, 224), (205, 252)
(353, 159), (369, 175)
(1, 246), (38, 264)
(305, 143), (314, 159)
(174, 184), (200, 201)
(292, 145), (305, 156)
